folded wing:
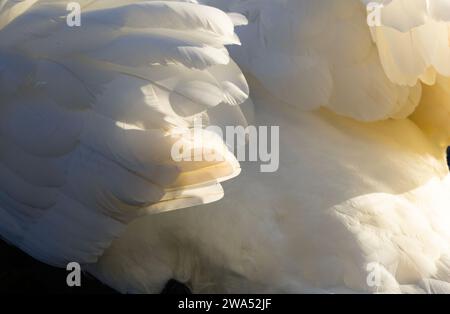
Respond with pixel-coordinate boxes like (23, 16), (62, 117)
(0, 0), (249, 266)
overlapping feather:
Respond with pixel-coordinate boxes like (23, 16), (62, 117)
(0, 0), (249, 265)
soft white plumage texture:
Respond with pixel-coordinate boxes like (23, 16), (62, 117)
(203, 0), (424, 122)
(88, 0), (450, 293)
(362, 0), (450, 85)
(0, 0), (249, 266)
(2, 0), (450, 294)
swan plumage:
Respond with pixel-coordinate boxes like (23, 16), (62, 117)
(0, 0), (247, 266)
(1, 0), (450, 293)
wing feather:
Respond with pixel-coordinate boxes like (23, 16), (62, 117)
(0, 0), (248, 265)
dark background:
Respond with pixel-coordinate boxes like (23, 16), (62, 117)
(0, 240), (192, 294)
(0, 240), (117, 294)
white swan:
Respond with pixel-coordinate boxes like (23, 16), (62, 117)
(1, 0), (450, 293)
(0, 0), (246, 266)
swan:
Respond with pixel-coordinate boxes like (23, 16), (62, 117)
(0, 0), (246, 270)
(1, 0), (450, 293)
